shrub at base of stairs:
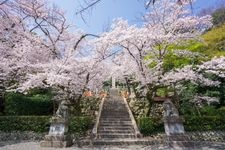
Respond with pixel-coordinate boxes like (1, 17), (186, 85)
(137, 117), (164, 136)
(0, 116), (93, 134)
(69, 116), (94, 135)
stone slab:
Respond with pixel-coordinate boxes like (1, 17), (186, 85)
(166, 134), (190, 141)
(168, 141), (196, 149)
(40, 140), (73, 148)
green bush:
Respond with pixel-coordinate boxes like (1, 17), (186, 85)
(80, 97), (101, 116)
(137, 116), (225, 136)
(218, 106), (225, 116)
(198, 106), (218, 116)
(0, 116), (50, 133)
(4, 92), (53, 115)
(137, 117), (164, 136)
(184, 116), (225, 132)
(69, 116), (93, 134)
(0, 116), (93, 134)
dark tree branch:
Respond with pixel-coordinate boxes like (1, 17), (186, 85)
(0, 0), (8, 5)
(76, 0), (101, 15)
(145, 0), (193, 10)
(73, 33), (99, 51)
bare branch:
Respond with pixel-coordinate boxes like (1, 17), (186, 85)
(145, 0), (193, 8)
(75, 0), (101, 15)
(73, 33), (99, 51)
(0, 0), (8, 5)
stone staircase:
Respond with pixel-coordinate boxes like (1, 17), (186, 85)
(97, 89), (136, 139)
(92, 89), (145, 145)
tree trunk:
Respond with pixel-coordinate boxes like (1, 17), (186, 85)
(125, 78), (131, 95)
(0, 95), (4, 114)
(146, 89), (155, 117)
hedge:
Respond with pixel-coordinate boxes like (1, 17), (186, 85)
(137, 116), (225, 136)
(0, 116), (50, 133)
(184, 116), (225, 132)
(4, 92), (53, 115)
(137, 117), (164, 136)
(0, 116), (93, 134)
(69, 116), (94, 134)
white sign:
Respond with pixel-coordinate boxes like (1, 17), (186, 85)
(49, 123), (65, 135)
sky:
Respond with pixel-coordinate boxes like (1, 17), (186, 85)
(48, 0), (223, 34)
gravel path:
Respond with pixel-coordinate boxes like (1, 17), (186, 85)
(1, 141), (225, 150)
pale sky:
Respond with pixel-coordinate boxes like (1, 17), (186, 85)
(48, 0), (223, 34)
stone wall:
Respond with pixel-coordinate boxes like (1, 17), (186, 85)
(0, 131), (45, 141)
(0, 131), (92, 142)
(187, 131), (225, 142)
(149, 131), (225, 142)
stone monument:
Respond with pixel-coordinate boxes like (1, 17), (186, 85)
(163, 99), (193, 149)
(112, 76), (116, 89)
(40, 100), (72, 148)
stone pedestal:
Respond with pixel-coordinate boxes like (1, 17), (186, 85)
(164, 116), (185, 136)
(164, 116), (193, 149)
(40, 135), (72, 147)
(40, 117), (72, 148)
(163, 99), (194, 149)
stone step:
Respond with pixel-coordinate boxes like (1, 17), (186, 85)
(92, 139), (161, 146)
(98, 129), (134, 134)
(102, 109), (127, 111)
(100, 116), (130, 118)
(100, 116), (130, 119)
(103, 103), (125, 105)
(98, 126), (134, 131)
(98, 122), (133, 126)
(101, 111), (129, 113)
(100, 116), (131, 119)
(102, 106), (127, 109)
(99, 118), (131, 122)
(103, 102), (125, 104)
(99, 120), (132, 124)
(97, 133), (136, 139)
(102, 110), (129, 113)
(103, 104), (125, 106)
(101, 113), (129, 116)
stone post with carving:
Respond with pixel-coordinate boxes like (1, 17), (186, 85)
(40, 100), (72, 148)
(163, 99), (194, 149)
(112, 76), (116, 89)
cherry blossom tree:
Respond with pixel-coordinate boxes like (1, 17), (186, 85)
(75, 0), (193, 17)
(16, 41), (111, 114)
(197, 57), (225, 105)
(0, 0), (110, 115)
(0, 0), (55, 113)
(92, 0), (212, 113)
(0, 0), (222, 117)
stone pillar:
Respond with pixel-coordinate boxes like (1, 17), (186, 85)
(112, 76), (116, 89)
(40, 100), (72, 148)
(163, 99), (194, 149)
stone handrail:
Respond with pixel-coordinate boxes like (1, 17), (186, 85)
(92, 96), (106, 139)
(122, 97), (142, 138)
